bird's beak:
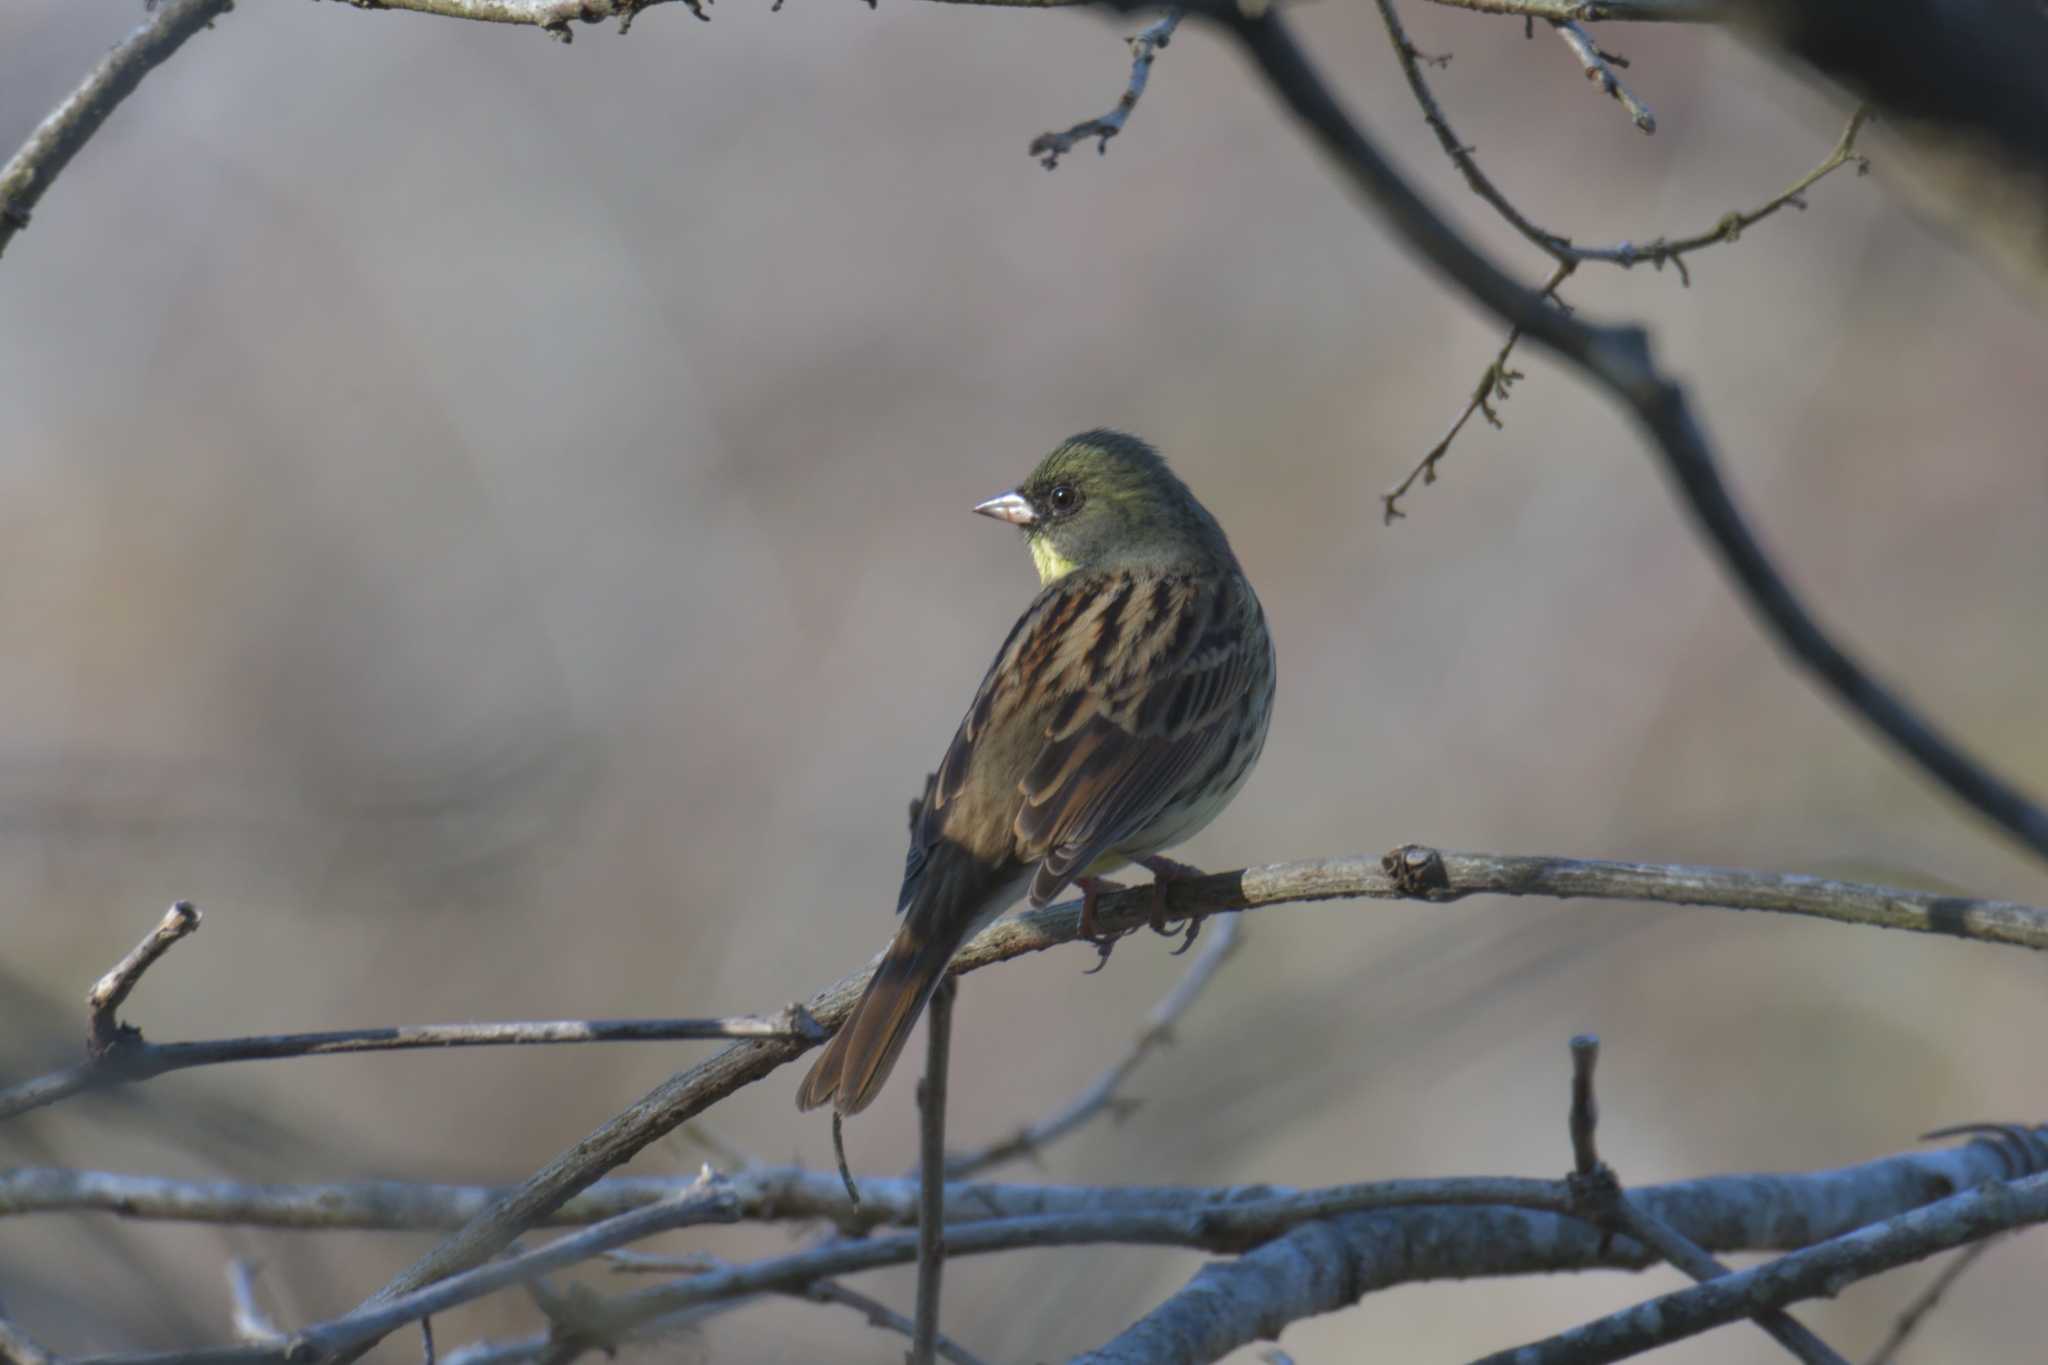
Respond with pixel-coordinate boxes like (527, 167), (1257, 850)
(973, 490), (1036, 526)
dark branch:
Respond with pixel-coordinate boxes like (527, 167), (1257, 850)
(912, 976), (957, 1365)
(1183, 0), (2048, 864)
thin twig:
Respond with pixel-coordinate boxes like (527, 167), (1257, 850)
(802, 1280), (992, 1365)
(1377, 0), (1867, 278)
(1381, 259), (1574, 522)
(87, 903), (202, 1056)
(912, 976), (957, 1365)
(1864, 1238), (1998, 1365)
(1561, 1037), (1849, 1365)
(1030, 11), (1184, 168)
(5, 906), (824, 1120)
(226, 1263), (286, 1347)
(1551, 20), (1656, 132)
(291, 1176), (741, 1361)
(0, 0), (235, 260)
(944, 914), (1242, 1177)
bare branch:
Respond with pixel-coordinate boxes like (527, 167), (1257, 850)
(798, 1282), (992, 1365)
(1378, 0), (1868, 277)
(1420, 0), (1722, 18)
(7, 963), (825, 1127)
(911, 977), (957, 1365)
(1864, 1238), (1999, 1365)
(1382, 259), (1575, 522)
(226, 1263), (287, 1348)
(1076, 1125), (2048, 1362)
(1187, 0), (2048, 862)
(294, 845), (2048, 1358)
(944, 914), (1242, 1178)
(1030, 11), (1184, 169)
(1561, 1036), (1849, 1365)
(87, 902), (202, 1056)
(0, 0), (234, 260)
(1474, 1170), (2048, 1365)
(1551, 19), (1657, 132)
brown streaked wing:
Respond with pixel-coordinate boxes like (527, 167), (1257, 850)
(1012, 571), (1266, 905)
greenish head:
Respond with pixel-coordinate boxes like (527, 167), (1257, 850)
(973, 430), (1235, 586)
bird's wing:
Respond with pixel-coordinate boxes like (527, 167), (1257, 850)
(913, 569), (1266, 911)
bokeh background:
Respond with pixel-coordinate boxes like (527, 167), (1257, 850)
(3, 2), (2045, 1360)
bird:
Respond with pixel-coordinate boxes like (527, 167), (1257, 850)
(795, 429), (1276, 1116)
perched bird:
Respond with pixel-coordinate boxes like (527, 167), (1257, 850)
(796, 430), (1275, 1115)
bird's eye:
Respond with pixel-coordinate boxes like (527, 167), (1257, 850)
(1047, 483), (1079, 513)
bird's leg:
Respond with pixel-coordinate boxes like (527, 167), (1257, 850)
(1137, 855), (1205, 954)
(1075, 875), (1132, 974)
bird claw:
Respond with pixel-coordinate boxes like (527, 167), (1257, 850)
(1137, 856), (1205, 952)
(1076, 876), (1138, 973)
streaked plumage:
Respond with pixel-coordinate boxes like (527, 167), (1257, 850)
(796, 430), (1275, 1115)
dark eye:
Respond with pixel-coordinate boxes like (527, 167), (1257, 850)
(1047, 483), (1079, 513)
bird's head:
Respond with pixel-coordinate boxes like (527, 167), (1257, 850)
(973, 430), (1233, 586)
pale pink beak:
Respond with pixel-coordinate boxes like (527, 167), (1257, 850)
(973, 491), (1036, 526)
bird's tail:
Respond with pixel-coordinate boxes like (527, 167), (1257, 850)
(796, 843), (1003, 1115)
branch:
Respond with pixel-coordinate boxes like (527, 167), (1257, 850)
(87, 903), (201, 1056)
(943, 913), (1242, 1177)
(1561, 1036), (1848, 1365)
(1550, 19), (1657, 132)
(911, 977), (956, 1365)
(250, 845), (2047, 1359)
(1382, 259), (1575, 522)
(1029, 11), (1183, 168)
(1419, 0), (1723, 18)
(29, 1125), (2048, 1364)
(1864, 1238), (1998, 1365)
(2, 904), (824, 1122)
(1076, 1125), (2048, 1363)
(0, 0), (234, 260)
(1185, 0), (2048, 866)
(1475, 1169), (2048, 1365)
(1379, 0), (1869, 277)
(798, 1281), (992, 1365)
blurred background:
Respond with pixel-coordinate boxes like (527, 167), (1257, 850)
(2, 1), (2045, 1360)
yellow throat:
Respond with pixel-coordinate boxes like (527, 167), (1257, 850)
(1030, 538), (1079, 585)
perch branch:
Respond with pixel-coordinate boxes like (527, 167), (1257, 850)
(264, 846), (2048, 1360)
(0, 0), (234, 260)
(1030, 11), (1184, 168)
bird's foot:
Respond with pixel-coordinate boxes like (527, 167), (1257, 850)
(1138, 855), (1205, 954)
(1076, 875), (1138, 974)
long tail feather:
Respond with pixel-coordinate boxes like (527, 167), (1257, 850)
(796, 840), (1010, 1115)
